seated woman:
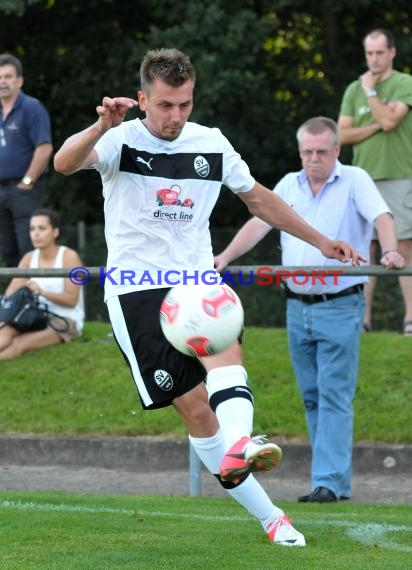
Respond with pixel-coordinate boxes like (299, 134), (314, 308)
(0, 208), (84, 360)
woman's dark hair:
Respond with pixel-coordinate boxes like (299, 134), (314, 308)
(31, 208), (61, 230)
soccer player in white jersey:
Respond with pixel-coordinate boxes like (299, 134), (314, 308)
(55, 48), (363, 548)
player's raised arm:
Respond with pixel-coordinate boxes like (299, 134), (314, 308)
(54, 96), (138, 175)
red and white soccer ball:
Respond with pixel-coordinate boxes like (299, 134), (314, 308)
(160, 283), (244, 357)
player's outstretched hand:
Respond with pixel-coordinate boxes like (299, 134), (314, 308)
(96, 96), (138, 131)
(321, 239), (366, 266)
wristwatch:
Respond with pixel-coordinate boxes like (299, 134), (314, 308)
(366, 89), (378, 98)
(22, 175), (33, 185)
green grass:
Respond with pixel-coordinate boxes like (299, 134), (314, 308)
(0, 491), (410, 569)
(0, 323), (411, 443)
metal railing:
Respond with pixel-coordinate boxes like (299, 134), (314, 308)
(1, 265), (412, 278)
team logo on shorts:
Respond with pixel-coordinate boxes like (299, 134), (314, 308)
(154, 369), (174, 391)
(194, 155), (210, 178)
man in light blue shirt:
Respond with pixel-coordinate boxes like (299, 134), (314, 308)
(215, 116), (404, 503)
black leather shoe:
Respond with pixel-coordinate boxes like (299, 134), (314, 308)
(298, 491), (350, 502)
(298, 486), (338, 503)
(297, 492), (310, 503)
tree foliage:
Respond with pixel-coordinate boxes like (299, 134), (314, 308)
(0, 0), (411, 226)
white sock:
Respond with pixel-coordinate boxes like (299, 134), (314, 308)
(189, 431), (283, 528)
(188, 430), (224, 473)
(206, 365), (253, 448)
(228, 475), (284, 526)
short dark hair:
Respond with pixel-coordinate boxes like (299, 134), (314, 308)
(363, 29), (395, 49)
(140, 48), (196, 92)
(0, 53), (23, 76)
(31, 208), (61, 230)
(297, 116), (339, 145)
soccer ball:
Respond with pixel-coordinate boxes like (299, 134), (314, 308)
(160, 283), (244, 357)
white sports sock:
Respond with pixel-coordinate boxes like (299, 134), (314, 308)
(189, 431), (283, 526)
(228, 475), (284, 525)
(206, 365), (253, 448)
(188, 430), (224, 473)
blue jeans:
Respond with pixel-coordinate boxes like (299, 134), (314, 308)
(286, 291), (365, 498)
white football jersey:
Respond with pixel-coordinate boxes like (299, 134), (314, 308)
(93, 119), (255, 299)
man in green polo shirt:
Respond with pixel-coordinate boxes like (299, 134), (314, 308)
(338, 28), (412, 336)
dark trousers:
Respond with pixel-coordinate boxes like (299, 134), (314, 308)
(0, 184), (44, 267)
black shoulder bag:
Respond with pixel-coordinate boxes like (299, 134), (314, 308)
(0, 286), (50, 332)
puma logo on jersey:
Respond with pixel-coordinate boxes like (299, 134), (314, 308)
(137, 156), (154, 170)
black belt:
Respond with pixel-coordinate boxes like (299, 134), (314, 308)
(0, 178), (21, 188)
(284, 284), (364, 304)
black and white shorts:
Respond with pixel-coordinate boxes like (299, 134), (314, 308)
(107, 288), (206, 410)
